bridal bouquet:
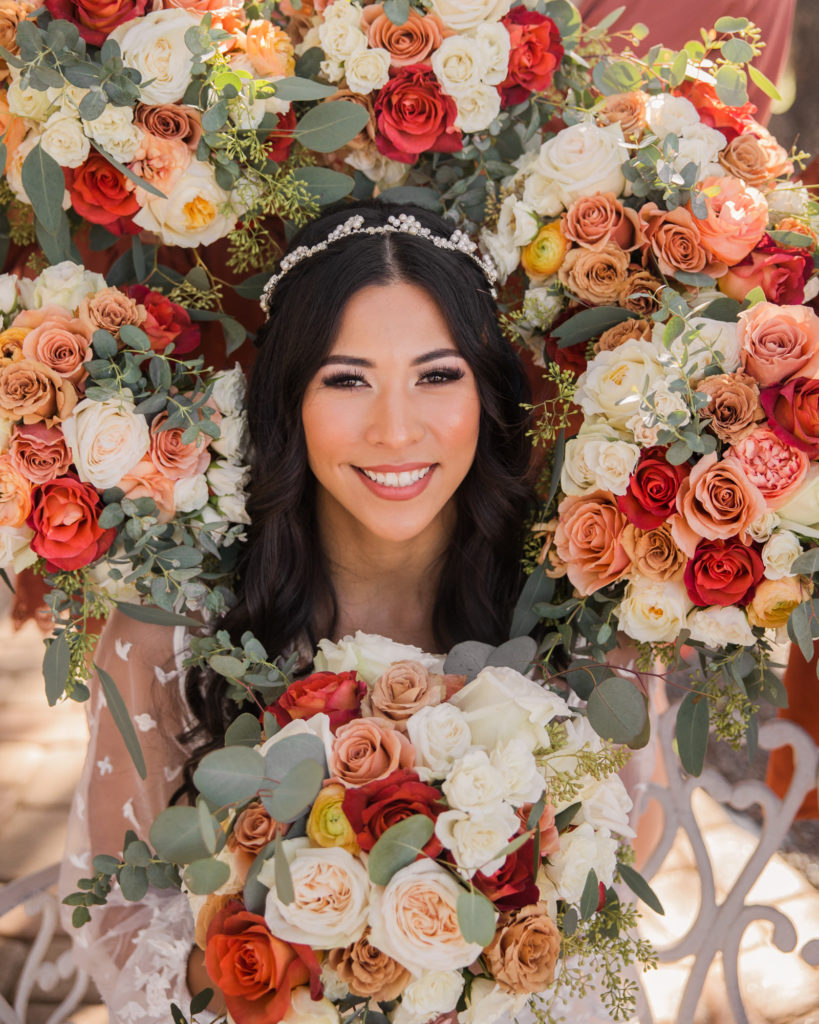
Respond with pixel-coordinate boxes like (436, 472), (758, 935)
(66, 631), (656, 1023)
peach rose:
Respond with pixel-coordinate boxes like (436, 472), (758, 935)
(594, 317), (651, 353)
(129, 134), (191, 204)
(368, 660), (464, 729)
(622, 521), (686, 582)
(0, 452), (31, 526)
(0, 359), (77, 425)
(149, 409), (211, 481)
(21, 315), (93, 387)
(718, 127), (792, 189)
(692, 176), (768, 266)
(118, 456), (176, 522)
(639, 202), (724, 277)
(328, 930), (411, 1001)
(0, 326), (26, 363)
(558, 242), (630, 305)
(724, 426), (809, 509)
(695, 370), (764, 444)
(78, 287), (146, 337)
(677, 453), (767, 543)
(618, 266), (663, 314)
(0, 0), (32, 81)
(746, 576), (810, 629)
(361, 4), (447, 67)
(775, 218), (816, 249)
(9, 422), (72, 484)
(737, 301), (819, 387)
(0, 90), (25, 170)
(596, 91), (647, 141)
(12, 306), (71, 332)
(553, 491), (631, 596)
(229, 800), (282, 857)
(244, 20), (295, 77)
(484, 903), (561, 994)
(134, 103), (202, 150)
(328, 717), (415, 787)
(521, 221), (568, 279)
(562, 192), (641, 252)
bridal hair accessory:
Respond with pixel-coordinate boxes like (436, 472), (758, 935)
(260, 212), (499, 311)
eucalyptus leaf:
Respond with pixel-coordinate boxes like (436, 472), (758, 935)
(22, 144), (65, 234)
(225, 713), (263, 748)
(123, 839), (152, 868)
(190, 989), (214, 1016)
(456, 888), (497, 946)
(721, 37), (755, 64)
(150, 806), (212, 863)
(791, 549), (819, 575)
(294, 166), (355, 206)
(193, 746), (266, 807)
(787, 600), (817, 662)
(748, 63), (782, 102)
(264, 734), (327, 787)
(197, 796), (217, 854)
(294, 101), (371, 153)
(271, 77), (338, 100)
(244, 840), (276, 914)
(554, 801), (581, 832)
(715, 65), (748, 108)
(510, 567), (555, 640)
(618, 862), (664, 915)
(274, 831), (295, 904)
(43, 629), (71, 706)
(554, 306), (632, 348)
(580, 869), (600, 920)
(714, 15), (749, 32)
(383, 0), (410, 25)
(586, 675), (648, 745)
(96, 663), (147, 780)
(675, 691), (709, 776)
(114, 601), (201, 628)
(443, 640), (493, 680)
(266, 758), (324, 823)
(563, 906), (578, 936)
(118, 864), (149, 901)
(368, 815), (434, 885)
(485, 635), (537, 674)
(184, 857), (231, 895)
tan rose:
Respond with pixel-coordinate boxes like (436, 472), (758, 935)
(78, 287), (146, 338)
(0, 326), (26, 364)
(562, 192), (642, 252)
(329, 718), (415, 787)
(622, 521), (686, 582)
(9, 422), (72, 484)
(484, 903), (561, 994)
(718, 127), (792, 189)
(695, 371), (765, 444)
(0, 359), (77, 425)
(554, 491), (631, 596)
(149, 409), (210, 481)
(369, 660), (445, 729)
(532, 519), (568, 578)
(594, 317), (651, 353)
(361, 4), (447, 66)
(639, 201), (723, 277)
(746, 576), (811, 629)
(193, 891), (234, 950)
(229, 800), (281, 856)
(21, 314), (93, 387)
(134, 103), (202, 149)
(558, 243), (630, 305)
(619, 266), (663, 314)
(677, 453), (767, 543)
(597, 91), (647, 141)
(0, 0), (32, 81)
(0, 452), (31, 527)
(328, 929), (411, 1000)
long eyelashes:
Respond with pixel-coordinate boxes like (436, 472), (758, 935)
(321, 365), (466, 389)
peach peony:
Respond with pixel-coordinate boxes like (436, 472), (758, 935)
(553, 491), (631, 596)
(562, 192), (641, 252)
(244, 20), (295, 77)
(329, 718), (415, 786)
(129, 134), (191, 205)
(0, 452), (31, 526)
(737, 301), (819, 386)
(724, 426), (809, 509)
(692, 175), (768, 267)
(676, 453), (767, 543)
(118, 456), (176, 522)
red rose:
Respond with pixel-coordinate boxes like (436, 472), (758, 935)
(265, 108), (297, 164)
(126, 286), (200, 355)
(268, 670), (366, 732)
(617, 447), (690, 530)
(684, 537), (764, 607)
(44, 0), (148, 45)
(64, 155), (140, 236)
(342, 768), (444, 856)
(542, 331), (587, 376)
(205, 901), (322, 1024)
(27, 476), (115, 571)
(761, 376), (819, 457)
(676, 80), (756, 143)
(719, 234), (813, 304)
(500, 9), (564, 107)
(374, 64), (462, 163)
(474, 838), (539, 911)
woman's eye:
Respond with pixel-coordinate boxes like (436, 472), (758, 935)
(420, 366), (466, 385)
(322, 371), (368, 388)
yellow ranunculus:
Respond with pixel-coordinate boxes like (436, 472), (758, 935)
(521, 221), (569, 279)
(746, 576), (812, 629)
(306, 783), (359, 853)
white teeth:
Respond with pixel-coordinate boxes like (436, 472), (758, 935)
(361, 466), (432, 487)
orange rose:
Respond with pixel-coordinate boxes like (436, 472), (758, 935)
(149, 409), (211, 481)
(562, 193), (641, 252)
(244, 20), (295, 78)
(553, 491), (631, 596)
(692, 176), (768, 266)
(361, 4), (447, 66)
(0, 452), (31, 526)
(676, 453), (767, 544)
(328, 718), (415, 787)
(639, 201), (723, 277)
(118, 457), (176, 522)
(21, 315), (93, 387)
(9, 422), (72, 484)
(737, 301), (819, 387)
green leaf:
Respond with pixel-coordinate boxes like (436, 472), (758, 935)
(666, 440), (691, 465)
(209, 654), (248, 679)
(554, 306), (632, 348)
(193, 746), (266, 807)
(123, 840), (152, 867)
(243, 840), (276, 914)
(768, 229), (813, 249)
(197, 796), (217, 854)
(456, 888), (497, 946)
(618, 861), (665, 915)
(580, 869), (599, 919)
(92, 329), (118, 358)
(294, 101), (371, 154)
(791, 549), (819, 575)
(43, 630), (71, 706)
(151, 806), (212, 863)
(184, 856), (231, 895)
(118, 864), (149, 901)
(586, 675), (648, 745)
(274, 830), (295, 904)
(545, 428), (565, 509)
(295, 46), (323, 79)
(715, 65), (748, 108)
(787, 600), (817, 661)
(171, 1004), (188, 1024)
(225, 712), (262, 748)
(293, 166), (355, 206)
(510, 567), (555, 639)
(119, 324), (152, 350)
(202, 98), (229, 133)
(744, 285), (766, 307)
(114, 601), (201, 628)
(675, 690), (709, 776)
(592, 57), (642, 95)
(383, 0), (410, 24)
(698, 297), (744, 322)
(22, 144), (65, 234)
(714, 15), (749, 32)
(443, 639), (493, 681)
(748, 63), (782, 102)
(95, 663), (147, 780)
(93, 854), (121, 875)
(72, 906), (92, 928)
(563, 906), (578, 936)
(266, 758), (324, 823)
(674, 269), (716, 288)
(721, 37), (754, 64)
(271, 77), (338, 101)
(190, 989), (214, 1015)
(554, 801), (581, 832)
(667, 50), (688, 88)
(368, 815), (434, 885)
(485, 635), (537, 675)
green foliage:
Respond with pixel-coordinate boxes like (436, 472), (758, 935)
(367, 815), (435, 885)
(456, 888), (497, 945)
(587, 676), (648, 746)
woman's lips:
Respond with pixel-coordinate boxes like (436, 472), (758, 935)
(354, 464), (436, 500)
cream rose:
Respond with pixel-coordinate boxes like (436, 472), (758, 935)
(210, 364), (246, 416)
(575, 773), (633, 838)
(490, 738), (545, 806)
(207, 459), (250, 496)
(542, 821), (618, 904)
(368, 860), (484, 975)
(210, 413), (248, 462)
(472, 22), (510, 85)
(39, 111), (89, 168)
(111, 9), (199, 105)
(61, 393), (150, 490)
(0, 274), (18, 314)
(173, 473), (209, 514)
(134, 159), (237, 247)
(686, 605), (756, 648)
(573, 433), (639, 496)
(405, 702), (473, 780)
(0, 524), (36, 573)
(216, 491), (250, 524)
(282, 989), (340, 1024)
(344, 47), (391, 95)
(260, 841), (370, 949)
(442, 749), (505, 812)
(747, 510), (780, 543)
(534, 122), (628, 215)
(777, 466), (819, 528)
(83, 106), (142, 164)
(428, 0), (511, 32)
(616, 577), (690, 643)
(7, 71), (56, 122)
(435, 803), (520, 876)
(457, 979), (526, 1024)
(315, 630), (444, 682)
(394, 970), (464, 1024)
(761, 530), (802, 580)
(574, 338), (665, 430)
(431, 35), (487, 95)
(18, 262), (106, 311)
(644, 94), (701, 139)
(453, 83), (501, 133)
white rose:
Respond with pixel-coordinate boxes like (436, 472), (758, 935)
(453, 83), (501, 133)
(575, 773), (634, 839)
(674, 124), (726, 180)
(442, 749), (505, 812)
(0, 274), (18, 314)
(324, 0), (364, 26)
(207, 459), (250, 496)
(478, 227), (519, 283)
(580, 435), (640, 496)
(406, 703), (473, 780)
(777, 465), (819, 528)
(133, 160), (237, 247)
(458, 980), (526, 1024)
(283, 989), (340, 1024)
(450, 666), (570, 751)
(0, 525), (37, 573)
(535, 122), (627, 212)
(7, 72), (56, 121)
(318, 19), (367, 62)
(394, 971), (464, 1024)
(471, 22), (510, 85)
(61, 393), (150, 490)
(747, 510), (780, 543)
(216, 491), (250, 524)
(644, 94), (701, 139)
(626, 411), (660, 447)
(490, 738), (545, 806)
(542, 821), (618, 904)
(173, 474), (209, 514)
(83, 106), (142, 164)
(762, 530), (802, 580)
(648, 380), (690, 427)
(344, 47), (391, 94)
(320, 56), (346, 83)
(428, 0), (511, 31)
(261, 842), (370, 948)
(18, 260), (106, 311)
(210, 364), (247, 416)
(432, 36), (487, 95)
(616, 577), (690, 644)
(767, 184), (808, 219)
(319, 964), (349, 1002)
(368, 860), (484, 975)
(314, 630), (444, 682)
(211, 413), (248, 461)
(40, 111), (89, 169)
(521, 170), (562, 218)
(687, 605), (756, 648)
(111, 9), (199, 105)
(575, 338), (665, 430)
(497, 193), (538, 247)
(344, 146), (408, 188)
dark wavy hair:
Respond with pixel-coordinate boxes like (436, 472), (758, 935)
(179, 201), (535, 795)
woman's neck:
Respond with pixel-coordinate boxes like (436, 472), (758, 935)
(316, 491), (454, 652)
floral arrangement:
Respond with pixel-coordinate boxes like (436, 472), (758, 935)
(0, 259), (250, 728)
(66, 631), (657, 1024)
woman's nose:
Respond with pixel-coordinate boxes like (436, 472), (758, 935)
(364, 388), (424, 448)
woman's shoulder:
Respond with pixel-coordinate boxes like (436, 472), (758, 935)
(94, 608), (192, 683)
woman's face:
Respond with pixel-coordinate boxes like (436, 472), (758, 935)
(301, 281), (481, 546)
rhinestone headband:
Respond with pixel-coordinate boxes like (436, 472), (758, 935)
(260, 212), (498, 312)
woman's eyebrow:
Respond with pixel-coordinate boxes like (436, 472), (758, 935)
(320, 348), (463, 368)
(411, 348), (463, 365)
